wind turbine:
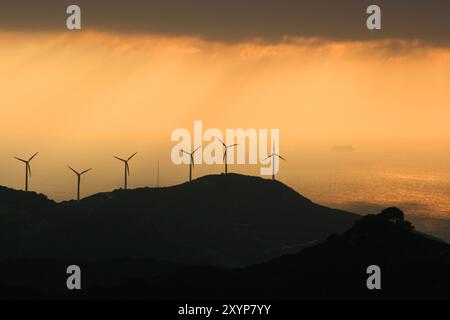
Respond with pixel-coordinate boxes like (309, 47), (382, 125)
(113, 152), (137, 190)
(264, 141), (286, 180)
(217, 138), (238, 174)
(14, 152), (38, 192)
(68, 166), (92, 201)
(180, 146), (201, 182)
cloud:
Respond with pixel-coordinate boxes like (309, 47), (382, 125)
(0, 0), (449, 46)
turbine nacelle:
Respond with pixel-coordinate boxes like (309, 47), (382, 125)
(68, 166), (92, 177)
(114, 152), (137, 176)
(14, 152), (39, 191)
(113, 152), (137, 189)
(217, 138), (238, 151)
(68, 165), (92, 201)
(180, 147), (201, 166)
(264, 142), (286, 180)
(264, 153), (286, 161)
(216, 138), (238, 174)
(180, 147), (201, 182)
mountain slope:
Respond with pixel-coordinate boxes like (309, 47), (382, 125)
(88, 208), (450, 300)
(0, 174), (358, 267)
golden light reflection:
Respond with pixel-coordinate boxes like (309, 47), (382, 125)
(0, 31), (449, 219)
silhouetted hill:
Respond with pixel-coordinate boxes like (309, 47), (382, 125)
(85, 209), (450, 300)
(0, 174), (358, 267)
(0, 185), (55, 210)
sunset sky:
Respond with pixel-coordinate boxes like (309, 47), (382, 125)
(1, 1), (449, 220)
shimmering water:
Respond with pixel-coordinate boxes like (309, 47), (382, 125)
(290, 148), (450, 242)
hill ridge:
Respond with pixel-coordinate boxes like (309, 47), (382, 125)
(0, 173), (357, 267)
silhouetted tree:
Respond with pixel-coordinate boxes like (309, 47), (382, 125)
(381, 207), (404, 223)
(380, 207), (414, 230)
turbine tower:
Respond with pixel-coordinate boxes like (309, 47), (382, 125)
(113, 152), (137, 190)
(14, 152), (38, 192)
(181, 147), (200, 182)
(217, 138), (238, 174)
(264, 141), (286, 180)
(68, 166), (92, 201)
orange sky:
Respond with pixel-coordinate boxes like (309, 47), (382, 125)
(1, 31), (450, 207)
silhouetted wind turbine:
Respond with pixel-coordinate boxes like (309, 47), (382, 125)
(113, 152), (137, 190)
(14, 152), (38, 192)
(181, 147), (200, 182)
(217, 138), (238, 174)
(264, 142), (286, 180)
(68, 166), (92, 201)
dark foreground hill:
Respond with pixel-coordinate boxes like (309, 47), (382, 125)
(84, 209), (450, 300)
(0, 258), (188, 298)
(0, 174), (357, 267)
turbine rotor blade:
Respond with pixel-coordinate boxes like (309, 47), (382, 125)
(68, 166), (79, 175)
(277, 154), (287, 161)
(114, 156), (126, 162)
(81, 168), (92, 175)
(263, 154), (274, 161)
(217, 137), (226, 147)
(27, 163), (32, 177)
(192, 146), (201, 154)
(227, 143), (238, 148)
(28, 152), (39, 162)
(128, 152), (137, 161)
(191, 155), (195, 167)
(126, 163), (130, 176)
(14, 157), (27, 163)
